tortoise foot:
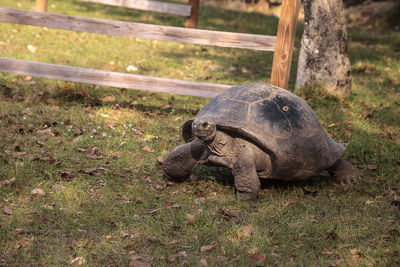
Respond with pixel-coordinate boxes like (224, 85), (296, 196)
(328, 159), (360, 184)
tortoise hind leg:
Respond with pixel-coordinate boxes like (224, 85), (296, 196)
(327, 158), (360, 184)
(232, 150), (261, 200)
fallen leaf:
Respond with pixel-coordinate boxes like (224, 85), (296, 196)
(165, 201), (173, 209)
(129, 260), (151, 267)
(344, 128), (353, 137)
(85, 147), (104, 159)
(24, 209), (34, 215)
(217, 256), (228, 262)
(321, 250), (335, 255)
(71, 257), (86, 266)
(85, 153), (104, 160)
(363, 64), (376, 73)
(11, 151), (27, 157)
(166, 255), (176, 263)
(350, 248), (360, 255)
(155, 184), (166, 190)
(0, 178), (15, 188)
(146, 236), (159, 243)
(250, 253), (267, 266)
(60, 170), (73, 181)
(327, 230), (339, 240)
(168, 240), (179, 245)
(72, 240), (88, 248)
(200, 242), (217, 252)
(36, 140), (45, 147)
(219, 207), (241, 223)
(365, 112), (374, 119)
(76, 148), (86, 153)
(242, 225), (253, 237)
(43, 204), (53, 210)
(283, 200), (294, 208)
(36, 128), (54, 136)
(20, 196), (31, 203)
(119, 173), (130, 178)
(384, 131), (393, 139)
(38, 213), (47, 223)
(31, 188), (46, 196)
(124, 243), (138, 251)
(101, 95), (116, 103)
(80, 167), (98, 176)
(53, 183), (64, 192)
(156, 156), (163, 164)
(248, 247), (259, 255)
(185, 213), (195, 224)
(117, 194), (130, 204)
(177, 251), (187, 258)
(3, 207), (12, 215)
(40, 169), (51, 178)
(143, 146), (155, 153)
(199, 258), (208, 266)
(367, 164), (377, 170)
(15, 228), (44, 234)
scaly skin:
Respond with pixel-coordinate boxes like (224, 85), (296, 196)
(233, 149), (261, 200)
(163, 119), (272, 200)
(327, 158), (360, 184)
(162, 140), (209, 182)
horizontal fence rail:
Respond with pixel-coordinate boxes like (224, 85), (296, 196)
(0, 58), (231, 98)
(0, 8), (276, 51)
(81, 0), (192, 17)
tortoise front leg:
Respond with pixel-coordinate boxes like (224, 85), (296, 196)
(162, 139), (209, 182)
(232, 149), (261, 200)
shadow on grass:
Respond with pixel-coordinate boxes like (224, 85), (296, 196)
(349, 30), (400, 54)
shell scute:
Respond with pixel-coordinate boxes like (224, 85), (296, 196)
(249, 99), (291, 138)
(227, 83), (274, 103)
(198, 98), (249, 123)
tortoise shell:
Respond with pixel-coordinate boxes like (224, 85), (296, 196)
(183, 83), (345, 179)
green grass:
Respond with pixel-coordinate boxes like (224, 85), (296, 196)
(1, 0), (400, 266)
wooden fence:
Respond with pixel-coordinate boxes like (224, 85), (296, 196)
(0, 0), (300, 98)
(36, 0), (199, 28)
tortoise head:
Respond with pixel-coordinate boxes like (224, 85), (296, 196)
(192, 119), (216, 142)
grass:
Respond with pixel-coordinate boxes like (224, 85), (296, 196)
(0, 0), (400, 266)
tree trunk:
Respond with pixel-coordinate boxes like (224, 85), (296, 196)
(295, 0), (352, 96)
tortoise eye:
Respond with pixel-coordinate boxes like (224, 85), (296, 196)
(202, 122), (208, 128)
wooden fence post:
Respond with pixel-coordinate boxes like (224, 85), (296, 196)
(270, 0), (300, 89)
(36, 0), (47, 12)
(185, 0), (199, 28)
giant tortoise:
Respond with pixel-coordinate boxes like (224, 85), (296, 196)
(162, 84), (359, 199)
